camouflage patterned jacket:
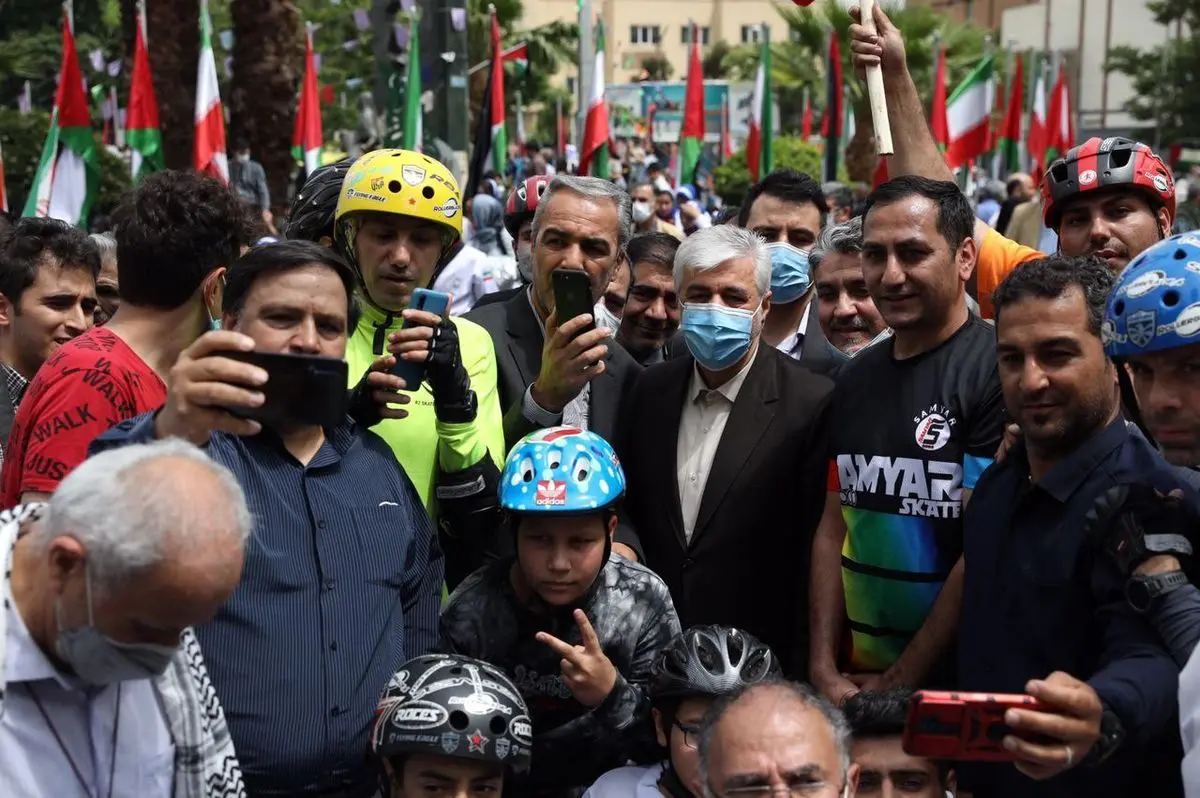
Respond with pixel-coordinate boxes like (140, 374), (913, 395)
(439, 556), (681, 795)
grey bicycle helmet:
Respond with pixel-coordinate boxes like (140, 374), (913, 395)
(284, 157), (352, 243)
(651, 625), (780, 702)
(372, 653), (533, 773)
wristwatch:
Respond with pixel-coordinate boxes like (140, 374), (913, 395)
(435, 389), (478, 424)
(1081, 707), (1126, 768)
(1125, 570), (1190, 613)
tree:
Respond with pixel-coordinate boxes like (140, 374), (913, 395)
(639, 55), (673, 82)
(720, 0), (990, 181)
(1106, 0), (1200, 146)
(714, 136), (843, 206)
(702, 40), (734, 80)
(228, 0), (303, 213)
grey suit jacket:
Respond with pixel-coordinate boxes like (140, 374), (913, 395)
(466, 288), (643, 450)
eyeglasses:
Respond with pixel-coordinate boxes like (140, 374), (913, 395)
(717, 784), (846, 797)
(673, 719), (702, 749)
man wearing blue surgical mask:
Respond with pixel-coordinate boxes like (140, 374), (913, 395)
(739, 170), (842, 378)
(619, 225), (836, 677)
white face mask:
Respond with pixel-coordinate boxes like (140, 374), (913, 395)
(631, 200), (654, 224)
(593, 301), (622, 333)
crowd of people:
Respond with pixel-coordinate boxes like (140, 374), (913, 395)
(3, 4), (1200, 798)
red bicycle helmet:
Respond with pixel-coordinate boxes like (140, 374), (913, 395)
(1041, 137), (1175, 230)
(504, 175), (553, 239)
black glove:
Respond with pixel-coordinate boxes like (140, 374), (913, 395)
(425, 317), (476, 423)
(347, 372), (383, 429)
(1083, 483), (1196, 578)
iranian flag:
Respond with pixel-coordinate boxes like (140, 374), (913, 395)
(1027, 58), (1048, 178)
(800, 87), (812, 142)
(126, 8), (164, 183)
(1044, 64), (1072, 163)
(678, 22), (705, 186)
(579, 20), (610, 178)
(746, 25), (772, 182)
(23, 7), (97, 226)
(945, 54), (996, 169)
(995, 55), (1024, 175)
(292, 24), (324, 176)
(930, 44), (949, 152)
(194, 0), (228, 182)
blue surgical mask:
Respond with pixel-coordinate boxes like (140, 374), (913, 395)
(681, 302), (759, 371)
(56, 566), (178, 686)
(766, 242), (812, 305)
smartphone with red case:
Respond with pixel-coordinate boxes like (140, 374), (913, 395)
(903, 690), (1050, 761)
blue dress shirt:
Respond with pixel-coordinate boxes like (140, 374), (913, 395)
(92, 414), (443, 794)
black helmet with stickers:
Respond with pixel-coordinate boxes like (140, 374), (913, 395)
(284, 157), (353, 243)
(372, 653), (533, 773)
(651, 625), (780, 703)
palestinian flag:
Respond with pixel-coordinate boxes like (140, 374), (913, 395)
(0, 142), (8, 213)
(292, 24), (324, 175)
(822, 30), (842, 183)
(995, 55), (1023, 175)
(800, 87), (812, 142)
(127, 10), (163, 183)
(930, 44), (949, 153)
(746, 25), (772, 182)
(945, 55), (996, 169)
(502, 42), (529, 74)
(678, 22), (705, 186)
(194, 0), (228, 182)
(580, 21), (610, 178)
(23, 8), (97, 226)
(467, 9), (506, 197)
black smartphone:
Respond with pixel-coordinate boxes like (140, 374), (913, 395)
(552, 269), (595, 334)
(221, 350), (349, 429)
(392, 288), (452, 391)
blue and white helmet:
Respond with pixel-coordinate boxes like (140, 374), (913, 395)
(499, 426), (626, 514)
(1104, 233), (1200, 358)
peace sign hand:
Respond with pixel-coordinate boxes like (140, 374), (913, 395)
(536, 609), (618, 708)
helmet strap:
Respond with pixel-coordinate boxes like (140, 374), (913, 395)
(1117, 360), (1156, 446)
(658, 761), (697, 798)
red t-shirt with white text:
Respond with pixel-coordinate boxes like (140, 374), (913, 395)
(0, 327), (166, 506)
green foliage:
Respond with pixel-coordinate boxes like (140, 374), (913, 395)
(533, 86), (573, 145)
(0, 107), (130, 221)
(702, 40), (735, 79)
(1104, 0), (1200, 145)
(713, 136), (842, 207)
(639, 55), (674, 82)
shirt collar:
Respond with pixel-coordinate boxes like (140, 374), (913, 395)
(1013, 417), (1130, 503)
(1, 364), (28, 408)
(689, 345), (757, 405)
(527, 286), (547, 339)
(779, 301), (811, 355)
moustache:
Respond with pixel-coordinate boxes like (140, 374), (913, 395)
(829, 316), (871, 333)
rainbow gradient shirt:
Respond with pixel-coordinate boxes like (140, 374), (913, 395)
(827, 318), (1006, 673)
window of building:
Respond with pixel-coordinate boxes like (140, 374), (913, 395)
(682, 26), (711, 45)
(566, 76), (577, 95)
(630, 25), (662, 45)
(741, 25), (763, 44)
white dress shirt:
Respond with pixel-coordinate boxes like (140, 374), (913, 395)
(776, 301), (811, 361)
(676, 352), (756, 543)
(0, 585), (174, 798)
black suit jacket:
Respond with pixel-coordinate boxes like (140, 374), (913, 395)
(466, 289), (643, 450)
(619, 344), (834, 677)
(798, 304), (844, 379)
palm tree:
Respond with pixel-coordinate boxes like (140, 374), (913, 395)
(229, 0), (302, 213)
(722, 1), (990, 180)
(702, 40), (734, 80)
(146, 0), (200, 170)
(639, 55), (673, 82)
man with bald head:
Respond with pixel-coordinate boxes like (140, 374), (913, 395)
(0, 437), (251, 797)
(698, 680), (860, 797)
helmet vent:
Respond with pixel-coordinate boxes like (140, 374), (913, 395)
(490, 717), (508, 735)
(1175, 248), (1189, 260)
(388, 180), (402, 194)
(449, 710), (470, 730)
(423, 186), (436, 199)
(1164, 290), (1181, 308)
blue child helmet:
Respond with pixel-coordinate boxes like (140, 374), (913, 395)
(1104, 233), (1200, 359)
(499, 426), (626, 514)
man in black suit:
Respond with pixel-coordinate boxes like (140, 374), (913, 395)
(619, 225), (835, 677)
(740, 170), (842, 378)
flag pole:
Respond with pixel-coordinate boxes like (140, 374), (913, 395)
(137, 0), (147, 43)
(857, 0), (893, 155)
(64, 0), (74, 35)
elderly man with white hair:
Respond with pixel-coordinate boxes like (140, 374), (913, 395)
(697, 680), (859, 797)
(0, 437), (251, 797)
(619, 224), (836, 678)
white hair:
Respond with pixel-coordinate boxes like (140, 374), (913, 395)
(809, 216), (863, 272)
(88, 232), (117, 265)
(674, 225), (771, 297)
(697, 680), (852, 797)
(530, 175), (634, 256)
(36, 438), (252, 592)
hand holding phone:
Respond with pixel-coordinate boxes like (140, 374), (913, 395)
(156, 331), (272, 445)
(221, 349), (348, 429)
(552, 269), (595, 334)
(389, 288), (452, 392)
(903, 690), (1050, 762)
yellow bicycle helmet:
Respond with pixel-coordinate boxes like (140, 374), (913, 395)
(335, 149), (463, 259)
